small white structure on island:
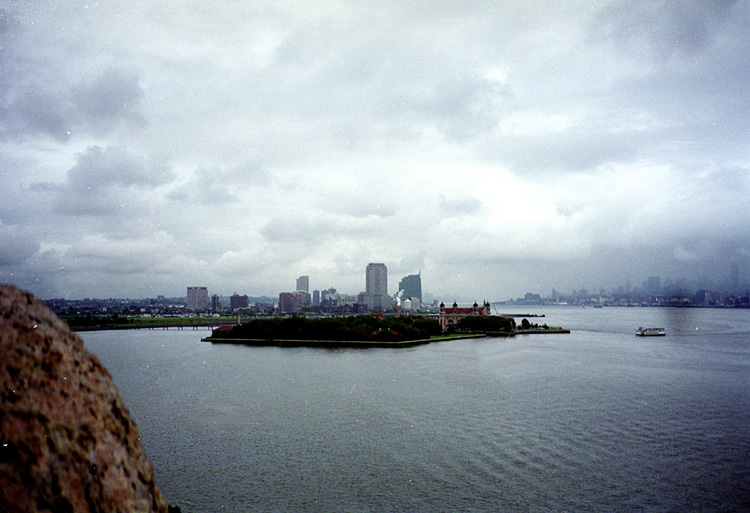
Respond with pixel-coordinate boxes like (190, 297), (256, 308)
(438, 301), (491, 332)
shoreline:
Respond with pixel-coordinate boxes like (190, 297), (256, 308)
(70, 323), (222, 332)
(202, 329), (570, 347)
(516, 328), (570, 335)
(202, 334), (488, 348)
(74, 325), (570, 340)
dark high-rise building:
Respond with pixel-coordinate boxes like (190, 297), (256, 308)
(366, 263), (388, 311)
(230, 293), (249, 310)
(398, 273), (422, 301)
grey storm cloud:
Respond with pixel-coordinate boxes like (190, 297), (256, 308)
(424, 76), (511, 141)
(37, 145), (173, 217)
(592, 0), (740, 58)
(0, 226), (39, 266)
(66, 146), (169, 189)
(0, 68), (144, 142)
(1, 1), (749, 300)
(1, 8), (143, 140)
(71, 69), (145, 135)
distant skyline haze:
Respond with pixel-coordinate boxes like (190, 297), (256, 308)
(1, 1), (748, 300)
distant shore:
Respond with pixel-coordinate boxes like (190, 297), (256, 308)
(72, 323), (220, 332)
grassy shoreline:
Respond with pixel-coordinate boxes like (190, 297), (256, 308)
(64, 316), (237, 331)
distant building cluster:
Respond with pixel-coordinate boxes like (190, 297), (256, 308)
(186, 287), (257, 313)
(276, 263), (430, 315)
(504, 274), (749, 308)
(43, 269), (748, 320)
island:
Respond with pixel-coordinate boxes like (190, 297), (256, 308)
(514, 317), (571, 335)
(202, 314), (528, 348)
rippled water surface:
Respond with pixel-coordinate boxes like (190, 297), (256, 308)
(83, 307), (750, 512)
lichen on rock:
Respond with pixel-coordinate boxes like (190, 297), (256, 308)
(0, 284), (168, 513)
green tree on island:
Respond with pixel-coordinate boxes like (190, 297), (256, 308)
(456, 315), (516, 333)
(224, 315), (443, 342)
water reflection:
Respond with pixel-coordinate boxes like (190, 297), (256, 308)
(662, 307), (695, 336)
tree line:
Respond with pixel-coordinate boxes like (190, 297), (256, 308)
(225, 315), (444, 342)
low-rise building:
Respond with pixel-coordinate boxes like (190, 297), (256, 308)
(438, 301), (491, 331)
(278, 292), (299, 314)
(230, 293), (249, 310)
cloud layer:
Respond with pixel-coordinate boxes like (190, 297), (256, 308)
(1, 1), (749, 300)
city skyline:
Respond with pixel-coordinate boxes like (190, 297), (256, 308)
(97, 266), (747, 305)
(2, 2), (749, 301)
(41, 272), (749, 314)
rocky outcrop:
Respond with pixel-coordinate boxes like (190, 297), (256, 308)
(0, 284), (168, 513)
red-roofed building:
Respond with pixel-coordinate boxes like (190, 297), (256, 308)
(438, 301), (491, 331)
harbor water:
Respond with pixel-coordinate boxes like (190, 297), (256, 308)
(82, 306), (750, 512)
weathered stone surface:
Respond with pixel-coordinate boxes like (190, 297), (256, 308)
(0, 284), (168, 513)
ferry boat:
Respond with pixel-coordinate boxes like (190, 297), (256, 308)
(635, 327), (666, 337)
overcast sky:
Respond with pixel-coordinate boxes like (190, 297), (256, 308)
(1, 1), (749, 301)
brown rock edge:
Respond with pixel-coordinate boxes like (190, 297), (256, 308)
(1, 284), (168, 513)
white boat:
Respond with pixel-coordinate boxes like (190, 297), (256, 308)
(635, 327), (666, 337)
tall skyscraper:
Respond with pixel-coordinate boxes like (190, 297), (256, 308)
(646, 276), (661, 296)
(296, 275), (309, 293)
(398, 273), (422, 301)
(730, 263), (740, 293)
(366, 263), (388, 311)
(187, 286), (209, 311)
